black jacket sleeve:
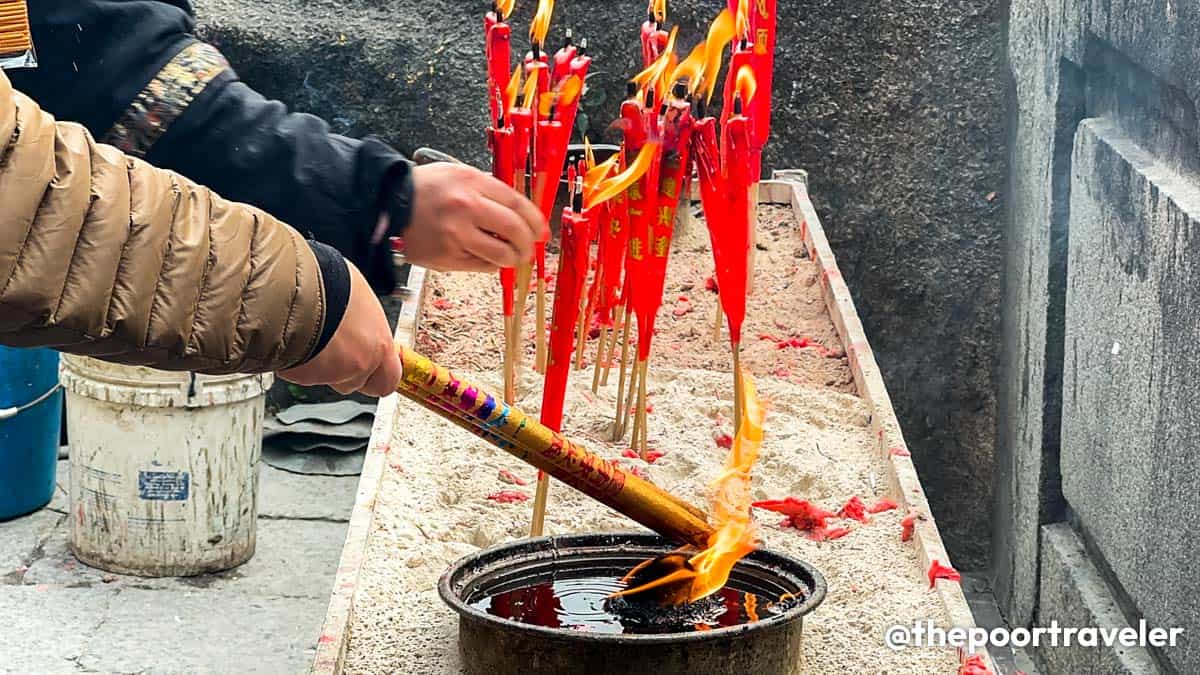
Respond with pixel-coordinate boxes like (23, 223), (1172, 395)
(8, 0), (415, 297)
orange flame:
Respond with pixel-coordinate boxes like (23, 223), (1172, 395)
(733, 64), (758, 108)
(538, 74), (582, 118)
(529, 0), (554, 47)
(496, 0), (517, 20)
(735, 0), (751, 42)
(651, 0), (668, 23)
(631, 26), (678, 102)
(504, 64), (523, 114)
(702, 8), (736, 103)
(613, 372), (764, 605)
(671, 41), (706, 97)
(583, 136), (596, 170)
(521, 68), (540, 109)
(586, 142), (659, 209)
(583, 154), (619, 205)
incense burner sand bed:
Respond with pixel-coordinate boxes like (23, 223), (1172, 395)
(342, 207), (959, 674)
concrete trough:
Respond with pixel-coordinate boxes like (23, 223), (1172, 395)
(310, 174), (990, 674)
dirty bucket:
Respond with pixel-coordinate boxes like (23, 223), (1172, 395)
(0, 347), (63, 520)
(60, 356), (271, 577)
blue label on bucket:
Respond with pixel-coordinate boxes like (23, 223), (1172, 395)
(137, 471), (190, 501)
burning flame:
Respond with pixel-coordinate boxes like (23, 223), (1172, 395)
(583, 154), (619, 204)
(613, 371), (764, 605)
(496, 0), (517, 20)
(650, 0), (668, 23)
(672, 41), (707, 97)
(583, 136), (597, 170)
(529, 0), (554, 48)
(586, 142), (659, 210)
(733, 64), (758, 108)
(632, 26), (679, 102)
(521, 69), (540, 109)
(702, 9), (736, 103)
(735, 0), (752, 42)
(538, 74), (582, 118)
(504, 64), (523, 113)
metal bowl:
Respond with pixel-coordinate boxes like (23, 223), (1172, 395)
(439, 532), (826, 675)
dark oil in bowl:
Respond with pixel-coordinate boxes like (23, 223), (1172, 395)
(467, 574), (800, 634)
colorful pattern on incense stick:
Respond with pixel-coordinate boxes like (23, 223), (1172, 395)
(396, 346), (715, 547)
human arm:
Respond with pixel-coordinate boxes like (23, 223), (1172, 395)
(8, 1), (542, 287)
(0, 68), (399, 394)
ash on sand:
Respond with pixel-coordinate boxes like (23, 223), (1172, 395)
(343, 206), (957, 674)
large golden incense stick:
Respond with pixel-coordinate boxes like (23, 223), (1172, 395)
(397, 346), (714, 547)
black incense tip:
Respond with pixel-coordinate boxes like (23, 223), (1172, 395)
(672, 82), (687, 100)
(645, 91), (656, 109)
(579, 37), (588, 54)
(733, 96), (743, 115)
(626, 81), (638, 97)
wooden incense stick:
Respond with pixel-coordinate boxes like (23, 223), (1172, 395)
(601, 303), (626, 386)
(636, 359), (650, 457)
(620, 353), (641, 441)
(503, 314), (517, 404)
(535, 277), (547, 372)
(611, 306), (635, 439)
(732, 343), (743, 435)
(590, 326), (609, 392)
(529, 473), (550, 536)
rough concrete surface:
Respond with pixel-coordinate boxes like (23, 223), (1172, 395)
(1036, 524), (1159, 675)
(192, 0), (1008, 570)
(996, 0), (1200, 634)
(0, 462), (351, 673)
(1060, 119), (1199, 674)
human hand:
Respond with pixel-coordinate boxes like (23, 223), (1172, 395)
(279, 261), (401, 397)
(400, 162), (544, 273)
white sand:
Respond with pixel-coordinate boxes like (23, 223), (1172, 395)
(343, 365), (958, 674)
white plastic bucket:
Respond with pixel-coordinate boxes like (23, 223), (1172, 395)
(60, 355), (272, 577)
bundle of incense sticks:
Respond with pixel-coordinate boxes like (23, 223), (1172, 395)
(397, 345), (715, 548)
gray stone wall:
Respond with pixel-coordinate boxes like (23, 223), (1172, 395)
(998, 1), (1200, 672)
(193, 0), (1007, 568)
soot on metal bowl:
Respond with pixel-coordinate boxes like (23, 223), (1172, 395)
(438, 532), (826, 675)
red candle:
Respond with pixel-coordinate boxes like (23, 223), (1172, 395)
(717, 99), (753, 345)
(552, 31), (577, 85)
(555, 45), (591, 152)
(596, 158), (631, 326)
(749, 0), (777, 183)
(490, 124), (517, 315)
(540, 206), (593, 431)
(634, 100), (692, 361)
(486, 12), (512, 126)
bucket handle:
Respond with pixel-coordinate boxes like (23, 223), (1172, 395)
(0, 383), (62, 421)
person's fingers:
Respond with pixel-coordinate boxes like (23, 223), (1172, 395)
(473, 195), (533, 262)
(464, 218), (524, 269)
(474, 173), (544, 239)
(361, 349), (402, 398)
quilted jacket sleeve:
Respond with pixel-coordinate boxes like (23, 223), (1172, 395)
(0, 70), (328, 374)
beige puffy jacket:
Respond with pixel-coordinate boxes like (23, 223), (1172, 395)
(0, 69), (328, 373)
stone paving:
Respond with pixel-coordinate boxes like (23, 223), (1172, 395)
(0, 460), (357, 674)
